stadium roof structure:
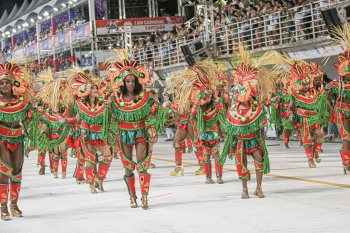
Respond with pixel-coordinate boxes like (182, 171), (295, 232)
(0, 0), (77, 38)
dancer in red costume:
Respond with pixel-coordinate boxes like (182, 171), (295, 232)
(106, 50), (162, 209)
(36, 102), (53, 174)
(188, 69), (226, 184)
(219, 45), (274, 199)
(37, 68), (69, 179)
(169, 60), (225, 181)
(0, 61), (39, 220)
(58, 66), (112, 193)
(325, 22), (350, 174)
(287, 62), (327, 168)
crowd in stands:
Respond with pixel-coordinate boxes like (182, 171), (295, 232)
(131, 0), (337, 66)
(1, 16), (87, 56)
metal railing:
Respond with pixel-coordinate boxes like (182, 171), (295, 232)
(131, 0), (346, 69)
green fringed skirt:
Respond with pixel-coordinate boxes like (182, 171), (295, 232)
(198, 131), (222, 148)
(79, 128), (106, 146)
(120, 128), (149, 145)
(231, 136), (262, 154)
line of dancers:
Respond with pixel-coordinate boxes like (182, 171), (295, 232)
(1, 22), (350, 221)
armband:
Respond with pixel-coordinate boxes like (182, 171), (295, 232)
(66, 118), (76, 125)
(190, 104), (198, 116)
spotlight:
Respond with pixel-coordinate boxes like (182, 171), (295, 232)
(12, 29), (16, 33)
(38, 16), (43, 19)
(1, 33), (5, 37)
(30, 18), (35, 22)
(43, 12), (49, 16)
(69, 1), (73, 4)
(62, 3), (66, 7)
(18, 26), (21, 29)
(53, 7), (58, 11)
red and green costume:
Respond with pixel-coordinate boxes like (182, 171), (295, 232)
(277, 88), (302, 144)
(219, 100), (270, 180)
(190, 100), (225, 179)
(68, 97), (111, 184)
(328, 80), (350, 167)
(169, 100), (204, 168)
(290, 88), (327, 160)
(36, 105), (52, 168)
(110, 90), (159, 196)
(0, 95), (38, 207)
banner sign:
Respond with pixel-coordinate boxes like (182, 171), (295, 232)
(29, 45), (33, 56)
(48, 37), (53, 50)
(64, 31), (70, 45)
(71, 29), (77, 42)
(54, 35), (59, 48)
(59, 33), (64, 46)
(33, 43), (37, 55)
(43, 39), (48, 50)
(96, 16), (184, 34)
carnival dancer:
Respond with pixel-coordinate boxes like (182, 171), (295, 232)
(58, 66), (112, 193)
(270, 75), (303, 149)
(309, 62), (326, 156)
(324, 22), (350, 174)
(167, 93), (204, 176)
(287, 63), (327, 168)
(106, 50), (162, 209)
(162, 92), (175, 141)
(37, 69), (69, 179)
(187, 63), (226, 184)
(169, 60), (225, 182)
(0, 61), (39, 220)
(36, 102), (53, 174)
(217, 69), (230, 143)
(218, 46), (274, 199)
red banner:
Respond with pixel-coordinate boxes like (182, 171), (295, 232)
(96, 16), (183, 34)
(64, 31), (70, 45)
(54, 35), (59, 48)
(48, 38), (53, 50)
(71, 29), (77, 43)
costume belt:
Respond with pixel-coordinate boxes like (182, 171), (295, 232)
(336, 102), (350, 112)
(0, 124), (22, 137)
(81, 122), (103, 132)
(281, 103), (289, 109)
(119, 121), (145, 130)
(235, 133), (256, 140)
(296, 109), (317, 117)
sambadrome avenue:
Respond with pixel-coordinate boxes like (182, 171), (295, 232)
(0, 0), (349, 232)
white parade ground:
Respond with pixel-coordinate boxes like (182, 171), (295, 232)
(1, 137), (349, 233)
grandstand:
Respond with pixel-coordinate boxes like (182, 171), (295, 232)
(0, 0), (349, 83)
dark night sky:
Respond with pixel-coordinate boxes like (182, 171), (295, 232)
(0, 0), (33, 19)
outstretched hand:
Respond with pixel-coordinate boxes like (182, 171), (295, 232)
(57, 116), (66, 123)
(31, 97), (38, 108)
(106, 95), (116, 105)
(325, 83), (334, 90)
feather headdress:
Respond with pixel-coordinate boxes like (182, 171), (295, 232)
(323, 22), (350, 76)
(63, 65), (101, 112)
(272, 52), (312, 92)
(0, 61), (29, 95)
(106, 49), (152, 89)
(168, 59), (219, 115)
(37, 68), (66, 109)
(230, 44), (276, 102)
(289, 63), (313, 91)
